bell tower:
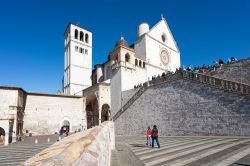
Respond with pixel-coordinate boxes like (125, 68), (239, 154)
(63, 23), (92, 95)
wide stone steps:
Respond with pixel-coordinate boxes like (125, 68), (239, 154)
(125, 137), (250, 166)
(0, 135), (58, 166)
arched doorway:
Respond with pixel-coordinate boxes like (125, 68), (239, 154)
(86, 95), (99, 129)
(0, 127), (5, 145)
(101, 104), (110, 123)
(60, 119), (70, 136)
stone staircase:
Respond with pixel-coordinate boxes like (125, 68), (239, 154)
(0, 134), (58, 166)
(112, 71), (250, 136)
(208, 57), (250, 85)
(112, 71), (250, 122)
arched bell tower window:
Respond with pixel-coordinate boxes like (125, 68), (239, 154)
(85, 34), (89, 43)
(74, 29), (78, 39)
(135, 59), (138, 66)
(139, 60), (142, 67)
(125, 53), (130, 62)
(80, 31), (84, 41)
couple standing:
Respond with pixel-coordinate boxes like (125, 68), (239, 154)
(146, 125), (160, 148)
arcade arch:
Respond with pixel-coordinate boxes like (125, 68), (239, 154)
(101, 104), (110, 123)
(86, 94), (99, 129)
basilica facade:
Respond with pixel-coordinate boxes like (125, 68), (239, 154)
(62, 16), (180, 128)
(0, 16), (180, 145)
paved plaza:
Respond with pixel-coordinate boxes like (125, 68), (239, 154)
(112, 136), (250, 166)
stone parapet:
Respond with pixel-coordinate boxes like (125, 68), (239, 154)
(20, 121), (115, 166)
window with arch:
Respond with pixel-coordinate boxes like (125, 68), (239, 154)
(135, 59), (138, 66)
(75, 46), (78, 52)
(74, 29), (78, 39)
(85, 34), (89, 43)
(80, 48), (83, 53)
(139, 60), (142, 67)
(143, 62), (146, 68)
(85, 49), (88, 55)
(80, 31), (84, 41)
(125, 53), (130, 62)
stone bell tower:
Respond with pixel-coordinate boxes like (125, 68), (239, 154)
(63, 23), (92, 95)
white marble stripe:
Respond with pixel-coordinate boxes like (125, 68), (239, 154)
(0, 144), (51, 149)
(0, 148), (47, 153)
(130, 139), (200, 152)
(164, 139), (250, 166)
(213, 145), (250, 166)
(130, 140), (190, 152)
(129, 138), (198, 151)
(137, 138), (223, 157)
(133, 138), (211, 154)
(144, 139), (238, 166)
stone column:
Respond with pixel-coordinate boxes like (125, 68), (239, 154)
(94, 91), (101, 125)
(4, 121), (9, 146)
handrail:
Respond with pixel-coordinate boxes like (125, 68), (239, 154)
(112, 71), (250, 121)
(112, 85), (146, 121)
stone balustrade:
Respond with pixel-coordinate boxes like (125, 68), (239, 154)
(149, 71), (250, 95)
(20, 121), (115, 166)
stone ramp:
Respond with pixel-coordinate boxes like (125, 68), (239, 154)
(113, 136), (250, 166)
(0, 134), (58, 166)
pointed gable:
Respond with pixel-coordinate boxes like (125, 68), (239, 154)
(147, 18), (180, 52)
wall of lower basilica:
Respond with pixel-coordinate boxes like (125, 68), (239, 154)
(23, 93), (86, 135)
(0, 86), (87, 145)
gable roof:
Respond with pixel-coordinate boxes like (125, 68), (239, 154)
(147, 17), (180, 52)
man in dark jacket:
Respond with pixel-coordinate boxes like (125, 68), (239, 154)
(151, 125), (160, 148)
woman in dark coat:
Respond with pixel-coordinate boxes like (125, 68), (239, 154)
(151, 125), (160, 148)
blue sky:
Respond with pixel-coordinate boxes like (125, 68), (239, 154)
(0, 0), (249, 92)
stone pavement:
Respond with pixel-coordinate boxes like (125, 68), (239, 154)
(0, 134), (59, 166)
(112, 136), (250, 166)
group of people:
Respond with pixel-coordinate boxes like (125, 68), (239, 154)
(59, 126), (69, 137)
(134, 83), (143, 89)
(146, 125), (160, 148)
(185, 56), (238, 74)
(133, 57), (238, 89)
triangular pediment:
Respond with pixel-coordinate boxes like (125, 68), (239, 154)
(147, 18), (179, 52)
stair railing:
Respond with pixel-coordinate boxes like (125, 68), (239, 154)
(112, 84), (147, 121)
(182, 71), (250, 95)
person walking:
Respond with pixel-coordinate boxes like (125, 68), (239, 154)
(151, 125), (160, 148)
(146, 126), (152, 146)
